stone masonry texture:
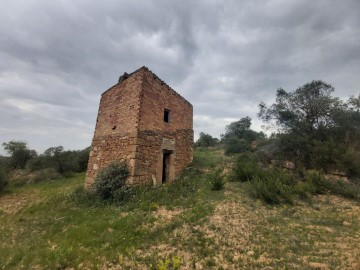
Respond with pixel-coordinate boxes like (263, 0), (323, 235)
(85, 66), (193, 188)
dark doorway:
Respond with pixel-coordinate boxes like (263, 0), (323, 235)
(162, 151), (171, 183)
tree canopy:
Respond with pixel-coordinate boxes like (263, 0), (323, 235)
(258, 80), (360, 176)
(221, 117), (265, 154)
(195, 132), (219, 148)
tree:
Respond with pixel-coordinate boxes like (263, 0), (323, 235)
(195, 132), (219, 148)
(222, 117), (265, 154)
(223, 117), (264, 142)
(2, 141), (28, 155)
(258, 80), (360, 174)
(258, 81), (341, 137)
(2, 140), (36, 169)
(0, 156), (8, 192)
(42, 146), (79, 175)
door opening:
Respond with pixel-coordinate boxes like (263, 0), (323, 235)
(162, 151), (171, 183)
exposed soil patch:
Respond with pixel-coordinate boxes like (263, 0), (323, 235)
(0, 190), (41, 214)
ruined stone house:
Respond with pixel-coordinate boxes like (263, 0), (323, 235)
(84, 66), (193, 188)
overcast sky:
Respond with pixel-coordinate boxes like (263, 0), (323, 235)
(1, 0), (360, 154)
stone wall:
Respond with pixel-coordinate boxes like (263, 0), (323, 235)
(84, 132), (137, 188)
(138, 69), (193, 132)
(85, 67), (193, 188)
(130, 129), (194, 185)
(93, 71), (143, 137)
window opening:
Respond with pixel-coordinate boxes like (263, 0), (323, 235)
(164, 109), (170, 123)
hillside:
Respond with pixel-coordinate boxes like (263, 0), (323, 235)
(0, 150), (359, 269)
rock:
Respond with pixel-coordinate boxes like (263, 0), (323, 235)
(283, 161), (295, 170)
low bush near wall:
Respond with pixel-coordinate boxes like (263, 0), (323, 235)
(92, 161), (129, 200)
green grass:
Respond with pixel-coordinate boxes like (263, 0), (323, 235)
(0, 150), (225, 269)
(1, 149), (359, 269)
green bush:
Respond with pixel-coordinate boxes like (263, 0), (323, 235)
(228, 156), (266, 182)
(303, 171), (328, 195)
(209, 168), (225, 191)
(92, 161), (129, 200)
(10, 168), (61, 187)
(296, 171), (360, 202)
(343, 150), (360, 179)
(0, 168), (8, 193)
(303, 171), (360, 201)
(246, 172), (294, 205)
(224, 137), (251, 155)
(294, 180), (316, 201)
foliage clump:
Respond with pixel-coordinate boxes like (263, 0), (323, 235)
(92, 161), (129, 200)
(221, 117), (265, 155)
(2, 140), (36, 170)
(0, 168), (8, 193)
(1, 141), (90, 185)
(230, 157), (360, 204)
(195, 132), (219, 148)
(247, 172), (295, 205)
(258, 81), (360, 177)
(209, 168), (226, 191)
(228, 155), (266, 182)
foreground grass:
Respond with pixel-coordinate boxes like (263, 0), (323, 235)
(0, 150), (359, 269)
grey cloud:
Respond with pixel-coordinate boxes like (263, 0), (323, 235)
(1, 0), (360, 153)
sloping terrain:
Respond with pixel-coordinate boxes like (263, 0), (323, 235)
(0, 151), (359, 269)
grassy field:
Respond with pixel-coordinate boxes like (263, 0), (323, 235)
(0, 150), (359, 269)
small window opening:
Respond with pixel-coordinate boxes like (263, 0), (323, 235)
(164, 109), (170, 123)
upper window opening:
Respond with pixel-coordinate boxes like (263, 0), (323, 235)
(164, 109), (170, 123)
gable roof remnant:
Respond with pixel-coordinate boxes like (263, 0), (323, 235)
(102, 66), (192, 107)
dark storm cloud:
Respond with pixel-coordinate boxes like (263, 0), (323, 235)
(1, 0), (360, 153)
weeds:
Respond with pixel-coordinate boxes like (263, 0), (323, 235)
(156, 256), (181, 270)
(209, 168), (226, 191)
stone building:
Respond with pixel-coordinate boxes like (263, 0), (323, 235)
(84, 66), (193, 188)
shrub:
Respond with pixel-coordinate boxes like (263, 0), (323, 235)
(209, 168), (226, 191)
(26, 156), (46, 172)
(32, 168), (61, 183)
(304, 171), (360, 201)
(246, 172), (295, 205)
(77, 147), (90, 172)
(0, 168), (8, 193)
(92, 161), (129, 200)
(293, 180), (316, 202)
(228, 156), (266, 182)
(224, 137), (251, 155)
(195, 132), (219, 148)
(11, 168), (61, 187)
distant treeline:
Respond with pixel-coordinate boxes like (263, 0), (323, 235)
(0, 141), (90, 191)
